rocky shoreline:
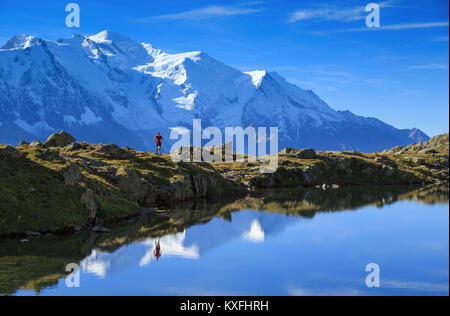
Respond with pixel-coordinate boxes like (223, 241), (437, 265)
(1, 131), (448, 236)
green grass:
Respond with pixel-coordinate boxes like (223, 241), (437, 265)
(95, 196), (141, 220)
(0, 154), (87, 235)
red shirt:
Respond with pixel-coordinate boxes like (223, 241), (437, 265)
(155, 135), (163, 144)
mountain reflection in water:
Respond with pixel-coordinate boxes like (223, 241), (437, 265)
(1, 184), (448, 296)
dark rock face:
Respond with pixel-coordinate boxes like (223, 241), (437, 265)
(64, 163), (82, 185)
(44, 131), (76, 147)
(81, 189), (98, 224)
(96, 144), (135, 160)
(165, 174), (213, 201)
(112, 168), (155, 205)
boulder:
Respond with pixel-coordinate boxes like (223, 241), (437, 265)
(297, 148), (317, 159)
(37, 149), (63, 162)
(29, 141), (44, 148)
(96, 144), (134, 159)
(374, 156), (397, 167)
(64, 163), (82, 185)
(280, 148), (317, 159)
(44, 131), (76, 147)
(66, 142), (85, 152)
(81, 189), (98, 223)
(405, 157), (426, 165)
(280, 148), (297, 155)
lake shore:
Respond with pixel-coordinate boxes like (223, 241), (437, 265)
(1, 132), (448, 236)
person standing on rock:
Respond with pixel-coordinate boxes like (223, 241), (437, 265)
(154, 132), (163, 155)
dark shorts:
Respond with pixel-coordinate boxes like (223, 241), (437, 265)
(156, 143), (162, 148)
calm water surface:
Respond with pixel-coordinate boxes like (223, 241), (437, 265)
(1, 185), (448, 296)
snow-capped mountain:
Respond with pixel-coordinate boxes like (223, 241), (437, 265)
(0, 30), (428, 152)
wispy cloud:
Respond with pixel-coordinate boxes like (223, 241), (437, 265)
(152, 5), (263, 21)
(284, 65), (394, 92)
(288, 285), (363, 296)
(343, 21), (448, 32)
(288, 1), (395, 23)
(433, 35), (449, 42)
(383, 279), (449, 293)
(313, 21), (450, 35)
(410, 63), (449, 70)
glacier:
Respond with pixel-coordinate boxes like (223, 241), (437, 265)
(0, 30), (429, 152)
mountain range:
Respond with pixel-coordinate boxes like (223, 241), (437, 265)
(0, 30), (429, 152)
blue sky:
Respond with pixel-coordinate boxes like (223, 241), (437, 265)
(0, 0), (448, 136)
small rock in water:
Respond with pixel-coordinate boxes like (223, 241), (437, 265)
(20, 239), (29, 243)
(142, 208), (156, 215)
(91, 226), (111, 233)
(27, 231), (41, 237)
(72, 225), (83, 232)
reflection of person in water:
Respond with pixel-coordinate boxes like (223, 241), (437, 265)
(154, 238), (162, 261)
